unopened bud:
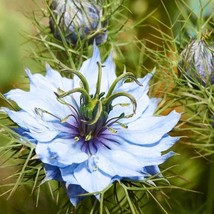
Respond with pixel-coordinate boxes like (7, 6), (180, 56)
(178, 33), (214, 86)
(49, 0), (107, 45)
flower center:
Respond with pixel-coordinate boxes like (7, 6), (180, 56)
(79, 96), (108, 140)
(54, 63), (142, 142)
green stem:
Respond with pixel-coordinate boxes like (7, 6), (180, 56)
(206, 154), (214, 214)
(121, 183), (137, 214)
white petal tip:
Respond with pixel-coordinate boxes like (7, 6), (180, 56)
(45, 63), (51, 70)
(25, 68), (31, 75)
(150, 67), (156, 75)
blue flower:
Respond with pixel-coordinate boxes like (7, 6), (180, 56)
(3, 45), (180, 206)
(49, 0), (107, 45)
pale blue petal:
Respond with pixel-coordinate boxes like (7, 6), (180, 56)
(60, 165), (79, 185)
(142, 98), (161, 116)
(2, 109), (71, 142)
(26, 121), (78, 143)
(13, 127), (37, 144)
(5, 73), (76, 121)
(74, 161), (112, 193)
(45, 65), (79, 110)
(112, 110), (180, 145)
(25, 68), (56, 93)
(116, 135), (179, 157)
(115, 74), (151, 96)
(98, 134), (178, 171)
(2, 109), (45, 132)
(27, 66), (74, 94)
(136, 151), (175, 166)
(100, 51), (117, 93)
(5, 88), (63, 120)
(27, 130), (61, 142)
(95, 148), (143, 177)
(108, 72), (155, 123)
(45, 64), (74, 91)
(36, 139), (88, 167)
(109, 151), (175, 170)
(73, 44), (101, 94)
(108, 93), (150, 124)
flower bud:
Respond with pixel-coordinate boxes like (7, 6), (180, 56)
(49, 0), (107, 45)
(178, 33), (214, 86)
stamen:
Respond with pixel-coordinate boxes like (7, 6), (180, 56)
(55, 96), (81, 120)
(34, 108), (61, 120)
(106, 126), (117, 134)
(116, 122), (128, 129)
(74, 136), (80, 141)
(105, 113), (125, 125)
(60, 114), (78, 123)
(95, 113), (124, 135)
(85, 131), (92, 141)
(35, 107), (79, 131)
(98, 114), (127, 133)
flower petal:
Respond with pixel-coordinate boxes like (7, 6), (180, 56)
(100, 51), (117, 92)
(5, 67), (77, 120)
(73, 44), (101, 94)
(74, 161), (112, 193)
(2, 109), (45, 132)
(45, 64), (74, 91)
(117, 135), (179, 158)
(109, 93), (150, 124)
(112, 110), (181, 145)
(95, 147), (143, 177)
(60, 165), (79, 185)
(36, 138), (88, 167)
(142, 98), (161, 116)
(108, 72), (155, 123)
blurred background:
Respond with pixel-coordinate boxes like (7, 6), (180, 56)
(0, 0), (214, 213)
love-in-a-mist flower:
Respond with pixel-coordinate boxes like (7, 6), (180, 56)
(49, 0), (107, 45)
(179, 33), (214, 85)
(3, 45), (180, 206)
